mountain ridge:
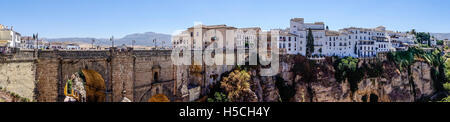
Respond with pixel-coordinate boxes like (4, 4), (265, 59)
(44, 32), (172, 47)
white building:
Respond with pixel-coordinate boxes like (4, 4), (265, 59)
(66, 43), (81, 50)
(285, 18), (326, 58)
(325, 30), (353, 57)
(21, 36), (36, 49)
(334, 26), (395, 58)
(173, 18), (416, 59)
(275, 29), (301, 55)
(387, 31), (416, 50)
(0, 24), (21, 48)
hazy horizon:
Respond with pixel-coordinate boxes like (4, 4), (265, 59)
(1, 0), (450, 38)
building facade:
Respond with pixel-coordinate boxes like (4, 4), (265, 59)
(173, 18), (417, 59)
(0, 24), (21, 48)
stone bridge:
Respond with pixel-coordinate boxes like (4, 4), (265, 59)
(0, 48), (191, 102)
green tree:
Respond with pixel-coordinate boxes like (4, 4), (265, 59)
(411, 29), (416, 35)
(442, 82), (450, 102)
(306, 28), (315, 57)
(416, 32), (431, 45)
(334, 57), (362, 92)
(444, 59), (450, 81)
(318, 48), (322, 55)
(444, 82), (450, 91)
(437, 40), (444, 45)
(207, 92), (229, 102)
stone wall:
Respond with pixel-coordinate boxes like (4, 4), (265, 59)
(111, 51), (134, 102)
(0, 61), (36, 101)
(3, 49), (187, 102)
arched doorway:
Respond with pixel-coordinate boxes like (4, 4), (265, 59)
(152, 64), (161, 82)
(82, 69), (106, 102)
(64, 69), (106, 102)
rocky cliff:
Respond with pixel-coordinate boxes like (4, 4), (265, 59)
(265, 55), (438, 102)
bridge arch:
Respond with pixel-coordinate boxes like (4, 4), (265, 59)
(64, 69), (106, 102)
(82, 69), (106, 102)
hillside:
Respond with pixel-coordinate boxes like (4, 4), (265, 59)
(432, 33), (450, 40)
(44, 32), (172, 47)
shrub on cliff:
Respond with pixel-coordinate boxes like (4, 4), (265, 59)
(444, 59), (450, 81)
(387, 48), (415, 71)
(220, 70), (258, 102)
(207, 92), (229, 102)
(335, 57), (358, 82)
(444, 82), (450, 91)
(441, 82), (450, 102)
(334, 57), (364, 92)
(388, 47), (443, 70)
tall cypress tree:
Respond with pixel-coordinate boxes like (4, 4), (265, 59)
(306, 28), (315, 57)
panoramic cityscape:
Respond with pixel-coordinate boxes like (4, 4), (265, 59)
(1, 0), (450, 104)
(2, 17), (450, 102)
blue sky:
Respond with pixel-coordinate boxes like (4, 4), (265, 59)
(1, 0), (449, 38)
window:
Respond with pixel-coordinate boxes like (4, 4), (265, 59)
(154, 72), (159, 81)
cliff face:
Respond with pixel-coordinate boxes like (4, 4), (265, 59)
(275, 56), (436, 102)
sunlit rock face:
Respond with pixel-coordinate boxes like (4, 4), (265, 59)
(275, 56), (437, 102)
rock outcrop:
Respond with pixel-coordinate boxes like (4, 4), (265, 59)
(276, 55), (437, 102)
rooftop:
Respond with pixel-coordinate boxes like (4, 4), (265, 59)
(290, 18), (304, 22)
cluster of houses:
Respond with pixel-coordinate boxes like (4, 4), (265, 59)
(172, 18), (440, 59)
(0, 24), (81, 53)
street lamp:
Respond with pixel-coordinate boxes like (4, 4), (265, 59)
(110, 36), (114, 49)
(91, 38), (95, 49)
(153, 38), (157, 50)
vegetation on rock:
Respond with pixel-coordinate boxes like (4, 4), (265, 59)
(220, 70), (258, 102)
(207, 92), (229, 102)
(334, 57), (364, 92)
(442, 82), (450, 102)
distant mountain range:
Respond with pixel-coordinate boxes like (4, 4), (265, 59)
(44, 32), (172, 47)
(431, 33), (450, 40)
